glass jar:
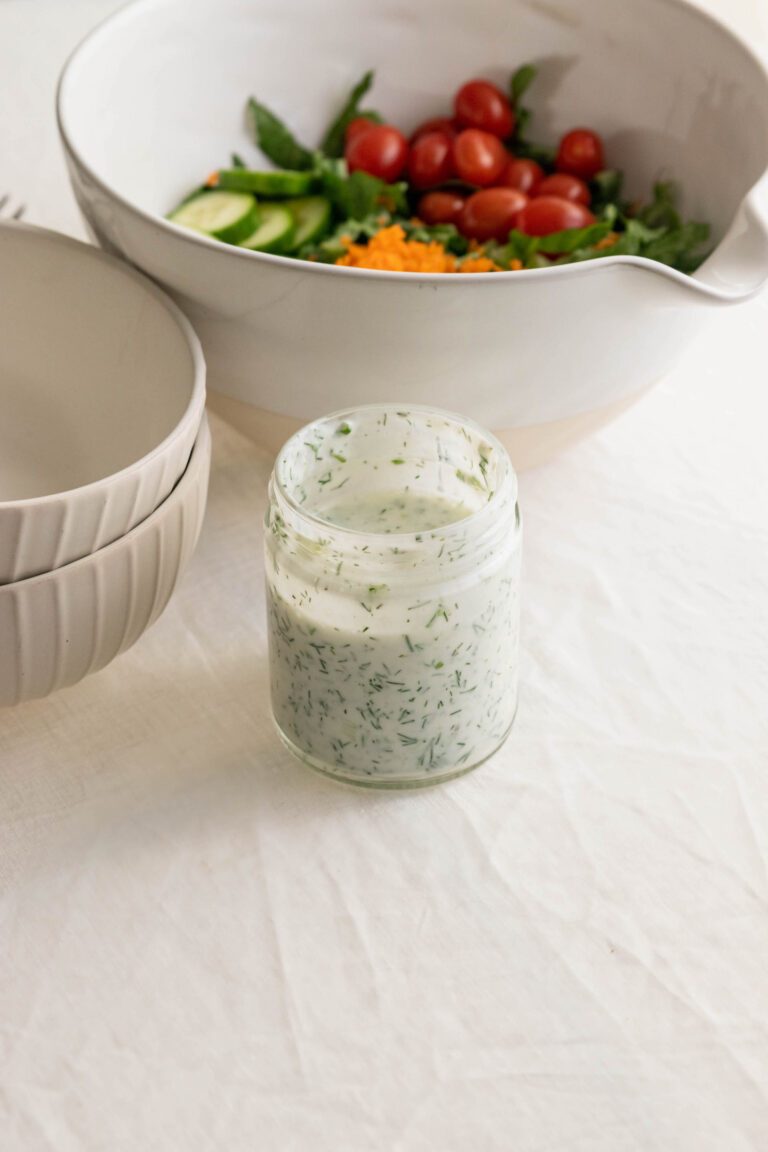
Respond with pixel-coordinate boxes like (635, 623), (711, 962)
(264, 404), (521, 788)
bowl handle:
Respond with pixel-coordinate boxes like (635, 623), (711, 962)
(691, 173), (768, 301)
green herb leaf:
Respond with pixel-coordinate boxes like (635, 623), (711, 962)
(298, 212), (392, 262)
(231, 152), (247, 169)
(499, 230), (541, 267)
(510, 64), (537, 106)
(508, 62), (554, 164)
(514, 138), (556, 166)
(637, 181), (680, 230)
(590, 169), (624, 213)
(641, 219), (710, 269)
(321, 70), (380, 157)
(341, 171), (407, 218)
(248, 97), (313, 171)
(401, 219), (469, 255)
(534, 221), (612, 254)
(313, 153), (408, 218)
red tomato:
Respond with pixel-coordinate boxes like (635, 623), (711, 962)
(407, 132), (454, 189)
(454, 80), (514, 139)
(451, 129), (507, 186)
(498, 157), (544, 195)
(345, 124), (409, 182)
(459, 187), (529, 241)
(555, 128), (605, 180)
(516, 196), (595, 236)
(410, 116), (458, 143)
(417, 190), (466, 226)
(535, 173), (591, 205)
(345, 117), (376, 144)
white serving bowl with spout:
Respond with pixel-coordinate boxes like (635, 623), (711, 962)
(57, 0), (768, 466)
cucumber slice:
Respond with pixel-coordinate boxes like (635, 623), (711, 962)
(215, 168), (317, 197)
(287, 196), (332, 250)
(239, 204), (296, 253)
(169, 190), (257, 243)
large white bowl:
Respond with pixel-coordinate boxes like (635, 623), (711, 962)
(0, 415), (211, 708)
(57, 0), (768, 465)
(0, 221), (206, 583)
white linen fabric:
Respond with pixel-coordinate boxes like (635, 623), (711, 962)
(1, 3), (767, 1149)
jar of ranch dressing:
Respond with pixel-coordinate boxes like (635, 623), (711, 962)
(264, 404), (521, 788)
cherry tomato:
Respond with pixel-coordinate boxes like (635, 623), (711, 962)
(410, 116), (458, 143)
(454, 80), (514, 139)
(498, 157), (544, 195)
(459, 187), (529, 241)
(345, 124), (409, 183)
(451, 129), (507, 186)
(516, 196), (595, 236)
(417, 190), (466, 226)
(345, 117), (376, 144)
(555, 128), (605, 180)
(535, 172), (591, 205)
(407, 132), (454, 189)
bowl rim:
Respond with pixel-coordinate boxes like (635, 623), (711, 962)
(56, 0), (768, 299)
(0, 218), (207, 510)
(0, 414), (211, 593)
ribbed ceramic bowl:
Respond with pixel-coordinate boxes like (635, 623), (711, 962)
(0, 221), (206, 584)
(0, 414), (211, 708)
(57, 0), (768, 467)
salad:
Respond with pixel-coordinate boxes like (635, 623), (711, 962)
(168, 66), (711, 275)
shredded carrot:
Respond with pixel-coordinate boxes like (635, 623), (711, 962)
(335, 224), (512, 274)
(205, 172), (219, 188)
(460, 256), (503, 273)
(594, 231), (619, 250)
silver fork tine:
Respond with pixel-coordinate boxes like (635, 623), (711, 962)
(11, 203), (25, 220)
(0, 194), (8, 212)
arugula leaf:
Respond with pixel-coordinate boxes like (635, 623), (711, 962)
(505, 231), (541, 265)
(496, 223), (612, 267)
(321, 71), (381, 157)
(401, 219), (468, 255)
(590, 169), (625, 214)
(231, 152), (247, 169)
(248, 98), (313, 171)
(637, 181), (680, 229)
(515, 138), (556, 166)
(641, 220), (710, 269)
(535, 222), (612, 254)
(338, 171), (407, 218)
(510, 64), (537, 106)
(313, 153), (408, 218)
(507, 62), (555, 166)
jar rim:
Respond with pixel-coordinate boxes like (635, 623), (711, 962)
(273, 403), (518, 545)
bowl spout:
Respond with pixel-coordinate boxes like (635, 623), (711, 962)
(689, 174), (768, 302)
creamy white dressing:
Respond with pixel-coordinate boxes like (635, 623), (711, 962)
(319, 490), (473, 534)
(265, 406), (521, 787)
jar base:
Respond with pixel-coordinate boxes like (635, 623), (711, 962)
(273, 711), (517, 791)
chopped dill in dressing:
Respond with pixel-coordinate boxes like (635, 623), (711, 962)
(318, 490), (473, 534)
(265, 405), (521, 788)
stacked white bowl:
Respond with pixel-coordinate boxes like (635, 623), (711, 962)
(0, 222), (209, 706)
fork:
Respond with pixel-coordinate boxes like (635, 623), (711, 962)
(0, 193), (25, 220)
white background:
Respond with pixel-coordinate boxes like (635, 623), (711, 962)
(1, 2), (767, 1148)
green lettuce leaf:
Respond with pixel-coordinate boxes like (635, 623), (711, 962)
(508, 63), (555, 165)
(509, 64), (537, 106)
(313, 153), (408, 219)
(637, 181), (681, 230)
(248, 98), (313, 171)
(321, 71), (382, 157)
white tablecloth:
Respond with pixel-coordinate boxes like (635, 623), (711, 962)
(2, 3), (768, 1149)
